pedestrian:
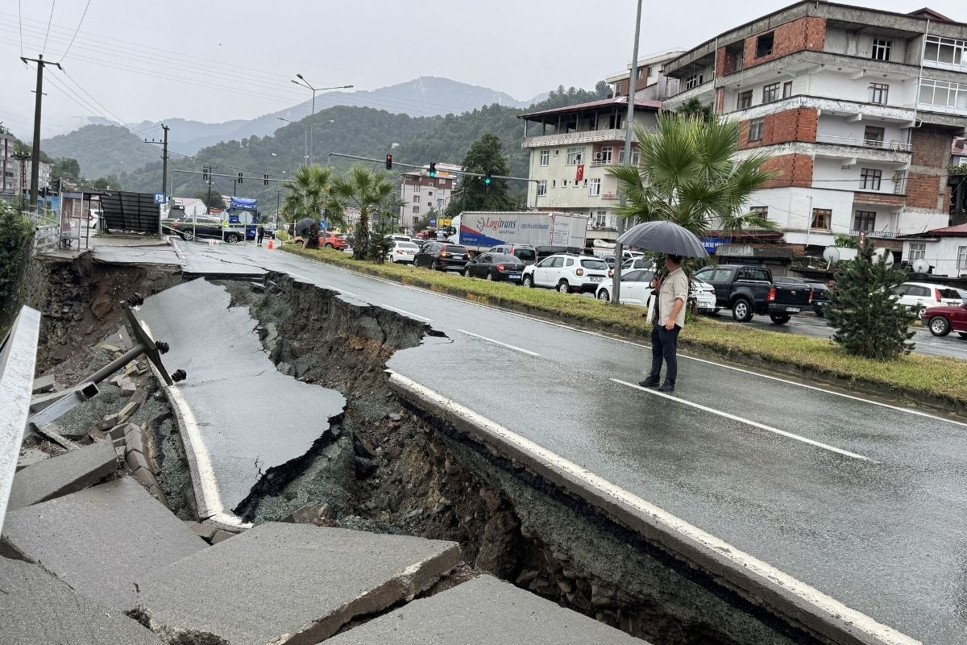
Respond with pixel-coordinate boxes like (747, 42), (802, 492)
(640, 254), (688, 393)
(256, 224), (265, 247)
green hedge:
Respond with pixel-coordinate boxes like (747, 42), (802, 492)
(0, 201), (35, 336)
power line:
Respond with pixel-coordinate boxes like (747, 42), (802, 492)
(40, 0), (56, 56)
(60, 0), (91, 62)
(17, 0), (23, 56)
(60, 68), (127, 126)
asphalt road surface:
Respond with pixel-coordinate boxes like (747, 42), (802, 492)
(174, 240), (967, 644)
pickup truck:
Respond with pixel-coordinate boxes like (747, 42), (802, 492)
(693, 264), (812, 324)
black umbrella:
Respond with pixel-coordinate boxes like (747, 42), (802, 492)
(295, 218), (317, 235)
(617, 221), (708, 258)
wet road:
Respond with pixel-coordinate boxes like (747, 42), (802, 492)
(175, 241), (967, 644)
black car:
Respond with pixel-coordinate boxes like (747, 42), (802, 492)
(414, 242), (469, 271)
(463, 253), (526, 282)
(486, 244), (537, 266)
(773, 276), (830, 315)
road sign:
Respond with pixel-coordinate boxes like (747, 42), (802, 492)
(153, 193), (167, 205)
(438, 218), (452, 228)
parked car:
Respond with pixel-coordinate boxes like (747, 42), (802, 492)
(535, 245), (586, 263)
(486, 244), (537, 266)
(923, 303), (967, 337)
(387, 240), (420, 263)
(321, 232), (349, 250)
(88, 209), (100, 229)
(693, 264), (812, 324)
(893, 282), (963, 318)
(522, 254), (610, 293)
(595, 268), (655, 305)
(163, 215), (239, 242)
(773, 276), (831, 316)
(463, 253), (527, 282)
(414, 242), (469, 271)
(691, 278), (717, 313)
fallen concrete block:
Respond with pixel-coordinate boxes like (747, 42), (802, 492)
(118, 399), (140, 422)
(119, 325), (134, 350)
(0, 477), (207, 610)
(185, 521), (218, 542)
(7, 440), (119, 511)
(126, 426), (146, 456)
(99, 343), (122, 353)
(133, 523), (461, 644)
(119, 378), (137, 397)
(0, 558), (163, 645)
(100, 413), (120, 430)
(125, 448), (151, 474)
(130, 466), (159, 490)
(32, 374), (57, 393)
(16, 447), (49, 471)
(326, 575), (649, 645)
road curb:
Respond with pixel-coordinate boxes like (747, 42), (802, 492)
(387, 370), (920, 645)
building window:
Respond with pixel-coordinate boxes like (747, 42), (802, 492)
(413, 195), (420, 203)
(428, 191), (433, 197)
(413, 184), (420, 193)
(860, 168), (882, 190)
(737, 90), (753, 109)
(871, 39), (892, 61)
(685, 73), (704, 89)
(811, 208), (832, 230)
(589, 178), (601, 196)
(539, 150), (550, 166)
(762, 82), (780, 103)
(782, 81), (793, 98)
(854, 210), (876, 232)
(566, 147), (584, 165)
(924, 35), (967, 68)
(909, 242), (926, 261)
(918, 78), (967, 110)
(958, 246), (967, 272)
(864, 126), (885, 147)
(412, 205), (420, 214)
(593, 211), (608, 227)
(869, 83), (889, 105)
(537, 180), (547, 196)
(596, 146), (613, 165)
(756, 32), (774, 58)
(748, 118), (764, 142)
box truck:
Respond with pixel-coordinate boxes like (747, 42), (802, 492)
(449, 212), (589, 254)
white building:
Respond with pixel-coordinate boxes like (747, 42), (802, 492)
(399, 163), (458, 230)
(661, 1), (967, 253)
(902, 223), (967, 276)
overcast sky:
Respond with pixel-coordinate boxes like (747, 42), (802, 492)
(1, 0), (965, 137)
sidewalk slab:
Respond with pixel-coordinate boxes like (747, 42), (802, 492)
(0, 477), (207, 609)
(0, 557), (163, 645)
(327, 575), (648, 645)
(134, 522), (461, 645)
(7, 439), (118, 511)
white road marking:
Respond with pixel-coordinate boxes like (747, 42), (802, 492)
(611, 378), (878, 463)
(289, 273), (310, 281)
(389, 372), (917, 645)
(381, 305), (432, 322)
(458, 330), (541, 357)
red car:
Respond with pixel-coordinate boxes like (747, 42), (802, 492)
(320, 232), (348, 250)
(923, 302), (967, 338)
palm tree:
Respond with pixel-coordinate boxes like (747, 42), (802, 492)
(608, 113), (777, 239)
(280, 164), (334, 225)
(329, 166), (395, 261)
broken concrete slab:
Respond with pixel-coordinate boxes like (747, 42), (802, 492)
(31, 374), (57, 393)
(125, 448), (151, 474)
(15, 447), (50, 471)
(118, 399), (140, 422)
(134, 522), (461, 644)
(326, 575), (649, 644)
(185, 521), (218, 542)
(0, 477), (207, 610)
(119, 378), (137, 397)
(7, 439), (118, 511)
(0, 557), (164, 645)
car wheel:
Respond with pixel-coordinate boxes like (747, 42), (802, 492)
(597, 289), (610, 302)
(485, 272), (494, 281)
(929, 316), (951, 337)
(431, 259), (441, 271)
(769, 313), (791, 325)
(462, 269), (470, 278)
(181, 231), (194, 242)
(522, 275), (534, 288)
(225, 233), (240, 244)
(325, 243), (333, 248)
(731, 298), (753, 323)
(557, 280), (570, 294)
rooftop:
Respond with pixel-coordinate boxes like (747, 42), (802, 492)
(518, 96), (662, 121)
(903, 223), (967, 238)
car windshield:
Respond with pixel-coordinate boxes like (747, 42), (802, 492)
(446, 246), (467, 254)
(514, 249), (536, 262)
(491, 254), (520, 264)
(580, 259), (608, 270)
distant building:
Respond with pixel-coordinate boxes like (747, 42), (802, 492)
(901, 222), (967, 276)
(0, 132), (16, 197)
(399, 163), (459, 230)
(605, 50), (685, 102)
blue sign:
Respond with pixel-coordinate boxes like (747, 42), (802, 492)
(153, 192), (167, 205)
(428, 218), (437, 228)
(702, 237), (731, 254)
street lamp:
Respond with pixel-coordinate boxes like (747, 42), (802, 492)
(292, 75), (352, 167)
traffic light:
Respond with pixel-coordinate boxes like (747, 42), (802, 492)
(428, 162), (437, 178)
(263, 174), (269, 186)
(484, 172), (492, 186)
(238, 172), (243, 184)
(385, 154), (393, 170)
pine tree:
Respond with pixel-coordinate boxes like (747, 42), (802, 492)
(825, 240), (914, 360)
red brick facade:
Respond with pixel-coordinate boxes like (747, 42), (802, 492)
(717, 17), (826, 76)
(908, 127), (956, 210)
(762, 154), (814, 188)
(737, 108), (818, 149)
(853, 192), (906, 207)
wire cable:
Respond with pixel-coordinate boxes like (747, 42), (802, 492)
(59, 0), (91, 62)
(40, 0), (56, 56)
(17, 0), (24, 56)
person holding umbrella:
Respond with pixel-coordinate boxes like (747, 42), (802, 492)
(615, 220), (708, 394)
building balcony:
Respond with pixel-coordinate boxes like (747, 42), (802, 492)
(812, 141), (911, 166)
(723, 95), (917, 125)
(522, 129), (629, 149)
(850, 228), (900, 239)
(815, 133), (912, 152)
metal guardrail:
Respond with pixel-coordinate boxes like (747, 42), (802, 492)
(0, 306), (41, 533)
(33, 224), (60, 254)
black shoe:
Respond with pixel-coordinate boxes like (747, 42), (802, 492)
(639, 376), (660, 388)
(658, 382), (675, 393)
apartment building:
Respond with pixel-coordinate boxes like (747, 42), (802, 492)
(399, 163), (458, 230)
(518, 96), (661, 241)
(660, 1), (967, 251)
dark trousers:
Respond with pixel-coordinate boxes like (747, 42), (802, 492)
(650, 324), (681, 385)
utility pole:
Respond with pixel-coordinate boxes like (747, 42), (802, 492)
(145, 124), (170, 204)
(20, 54), (61, 209)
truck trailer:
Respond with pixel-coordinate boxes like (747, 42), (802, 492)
(449, 211), (589, 254)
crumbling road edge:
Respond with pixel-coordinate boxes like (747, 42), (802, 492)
(386, 370), (920, 645)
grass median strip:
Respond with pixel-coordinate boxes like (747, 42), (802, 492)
(281, 245), (967, 411)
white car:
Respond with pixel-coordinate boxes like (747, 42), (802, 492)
(522, 254), (610, 294)
(691, 278), (717, 313)
(388, 240), (419, 263)
(595, 268), (655, 305)
(893, 282), (962, 317)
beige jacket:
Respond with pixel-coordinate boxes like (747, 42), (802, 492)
(657, 267), (689, 328)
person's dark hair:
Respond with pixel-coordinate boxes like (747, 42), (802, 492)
(667, 254), (682, 265)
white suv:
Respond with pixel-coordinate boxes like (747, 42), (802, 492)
(521, 254), (610, 293)
(893, 282), (963, 317)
